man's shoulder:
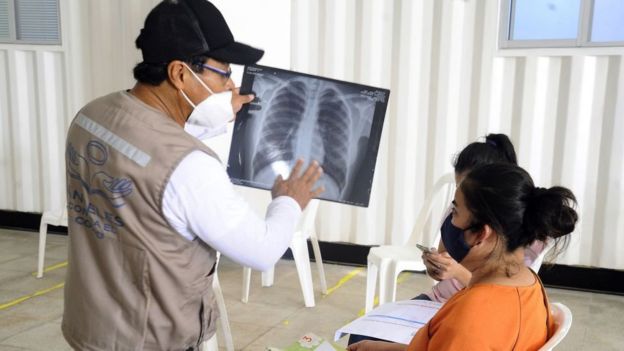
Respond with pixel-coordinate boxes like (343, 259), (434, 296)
(79, 91), (137, 115)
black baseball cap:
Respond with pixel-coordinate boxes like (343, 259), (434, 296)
(135, 0), (264, 65)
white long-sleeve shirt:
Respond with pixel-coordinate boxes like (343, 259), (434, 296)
(161, 125), (302, 271)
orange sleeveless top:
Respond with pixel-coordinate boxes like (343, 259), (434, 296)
(407, 272), (554, 351)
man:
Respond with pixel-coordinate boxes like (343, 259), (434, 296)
(62, 0), (324, 350)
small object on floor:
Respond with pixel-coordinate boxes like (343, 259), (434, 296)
(268, 332), (342, 351)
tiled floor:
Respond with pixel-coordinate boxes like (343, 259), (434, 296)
(0, 228), (622, 350)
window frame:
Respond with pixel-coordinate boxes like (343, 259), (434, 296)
(499, 0), (624, 49)
(0, 0), (62, 45)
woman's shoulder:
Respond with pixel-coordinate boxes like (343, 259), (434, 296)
(425, 286), (524, 350)
(439, 284), (525, 320)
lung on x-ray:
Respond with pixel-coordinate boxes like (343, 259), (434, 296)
(227, 65), (390, 207)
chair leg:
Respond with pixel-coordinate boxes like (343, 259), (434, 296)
(365, 259), (379, 313)
(213, 274), (234, 351)
(310, 232), (327, 294)
(241, 267), (251, 303)
(389, 264), (400, 303)
(378, 259), (392, 306)
(261, 267), (275, 287)
(37, 221), (48, 279)
(199, 332), (219, 351)
(291, 235), (315, 307)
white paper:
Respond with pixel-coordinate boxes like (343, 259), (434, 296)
(335, 300), (442, 344)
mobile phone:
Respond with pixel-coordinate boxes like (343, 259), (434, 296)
(416, 244), (433, 254)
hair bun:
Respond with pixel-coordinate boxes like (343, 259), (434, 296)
(524, 186), (578, 244)
(531, 187), (548, 199)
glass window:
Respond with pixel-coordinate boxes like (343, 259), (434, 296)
(511, 0), (582, 40)
(0, 0), (10, 41)
(591, 0), (624, 42)
(0, 0), (60, 44)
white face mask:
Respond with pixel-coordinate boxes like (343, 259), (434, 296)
(180, 63), (234, 136)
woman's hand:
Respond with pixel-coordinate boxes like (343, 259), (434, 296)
(424, 252), (462, 281)
(422, 249), (441, 280)
(347, 340), (407, 351)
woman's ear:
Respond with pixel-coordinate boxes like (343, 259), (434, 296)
(168, 60), (187, 90)
(473, 224), (496, 246)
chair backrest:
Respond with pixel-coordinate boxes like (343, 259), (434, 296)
(406, 173), (456, 246)
(529, 238), (555, 273)
(538, 302), (573, 350)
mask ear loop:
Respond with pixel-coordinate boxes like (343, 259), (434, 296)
(179, 89), (197, 109)
(181, 62), (215, 94)
(179, 62), (215, 111)
(463, 223), (484, 248)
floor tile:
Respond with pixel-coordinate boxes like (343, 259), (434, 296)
(1, 321), (71, 351)
(1, 229), (623, 350)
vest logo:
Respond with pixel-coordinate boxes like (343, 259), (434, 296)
(67, 140), (134, 208)
(67, 140), (132, 239)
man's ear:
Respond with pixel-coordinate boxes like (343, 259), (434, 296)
(168, 60), (187, 90)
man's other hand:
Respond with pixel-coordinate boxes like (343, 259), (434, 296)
(271, 159), (325, 210)
(231, 87), (254, 116)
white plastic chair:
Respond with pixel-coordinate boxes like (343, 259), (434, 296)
(200, 334), (219, 351)
(538, 302), (573, 350)
(365, 173), (456, 312)
(37, 208), (68, 278)
(37, 208), (234, 351)
(210, 252), (234, 351)
(529, 239), (555, 274)
(241, 199), (327, 307)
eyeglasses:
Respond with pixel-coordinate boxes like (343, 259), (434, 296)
(200, 63), (232, 80)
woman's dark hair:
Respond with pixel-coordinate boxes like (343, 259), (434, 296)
(132, 55), (210, 86)
(454, 134), (518, 174)
(460, 164), (578, 257)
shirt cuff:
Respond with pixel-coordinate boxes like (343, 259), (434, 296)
(270, 196), (303, 215)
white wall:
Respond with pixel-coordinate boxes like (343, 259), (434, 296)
(289, 0), (624, 269)
(0, 0), (289, 214)
(0, 0), (623, 269)
(0, 0), (159, 213)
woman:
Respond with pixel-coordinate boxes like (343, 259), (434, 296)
(420, 134), (545, 303)
(349, 163), (578, 350)
(349, 134), (522, 344)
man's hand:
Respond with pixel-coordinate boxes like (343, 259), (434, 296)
(271, 159), (325, 210)
(231, 87), (254, 116)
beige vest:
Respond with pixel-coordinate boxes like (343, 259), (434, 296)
(62, 91), (219, 350)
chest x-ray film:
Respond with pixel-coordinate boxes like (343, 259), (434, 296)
(227, 65), (390, 207)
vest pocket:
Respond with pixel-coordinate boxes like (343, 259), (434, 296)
(63, 237), (149, 349)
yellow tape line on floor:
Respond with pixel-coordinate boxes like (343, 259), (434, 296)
(30, 261), (68, 277)
(0, 282), (64, 311)
(356, 272), (415, 317)
(281, 268), (363, 326)
(323, 268), (364, 297)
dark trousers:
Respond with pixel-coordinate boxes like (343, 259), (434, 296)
(347, 293), (431, 345)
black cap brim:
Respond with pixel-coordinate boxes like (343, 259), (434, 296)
(207, 41), (264, 65)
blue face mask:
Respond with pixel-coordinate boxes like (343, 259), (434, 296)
(440, 214), (477, 263)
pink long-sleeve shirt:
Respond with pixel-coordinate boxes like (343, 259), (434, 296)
(424, 240), (547, 303)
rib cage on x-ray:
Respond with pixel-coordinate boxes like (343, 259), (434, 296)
(316, 87), (350, 191)
(252, 80), (307, 176)
(250, 77), (368, 199)
(228, 65), (389, 207)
